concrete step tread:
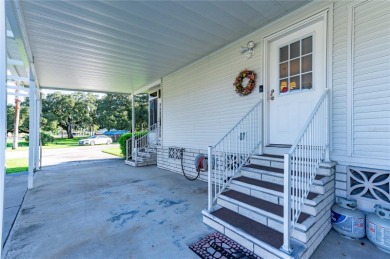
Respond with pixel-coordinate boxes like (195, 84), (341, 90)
(221, 190), (311, 225)
(233, 176), (320, 201)
(211, 207), (283, 249)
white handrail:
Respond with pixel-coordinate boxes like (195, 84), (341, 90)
(281, 89), (330, 253)
(126, 124), (160, 160)
(208, 101), (263, 211)
(133, 123), (159, 162)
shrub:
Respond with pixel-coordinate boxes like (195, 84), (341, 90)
(119, 132), (133, 156)
(118, 131), (148, 157)
(25, 132), (55, 146)
(41, 132), (55, 145)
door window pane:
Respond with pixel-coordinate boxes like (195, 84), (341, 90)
(290, 41), (300, 59)
(302, 73), (313, 89)
(278, 35), (313, 94)
(280, 62), (288, 78)
(302, 55), (312, 73)
(290, 76), (300, 91)
(280, 46), (288, 62)
(289, 58), (300, 76)
(302, 36), (312, 55)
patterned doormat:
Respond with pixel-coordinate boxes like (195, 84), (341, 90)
(189, 232), (262, 259)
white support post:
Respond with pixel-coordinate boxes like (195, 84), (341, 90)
(207, 146), (212, 211)
(39, 94), (42, 169)
(28, 67), (36, 189)
(131, 94), (135, 160)
(34, 91), (41, 169)
(281, 154), (292, 254)
(0, 1), (7, 254)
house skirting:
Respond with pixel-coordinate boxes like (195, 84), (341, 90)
(157, 146), (208, 182)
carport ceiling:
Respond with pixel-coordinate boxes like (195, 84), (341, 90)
(18, 0), (309, 94)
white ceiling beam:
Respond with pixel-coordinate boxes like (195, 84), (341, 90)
(6, 84), (29, 92)
(134, 79), (161, 95)
(6, 0), (40, 88)
(7, 75), (29, 83)
(7, 58), (23, 66)
(6, 29), (14, 38)
(7, 91), (29, 97)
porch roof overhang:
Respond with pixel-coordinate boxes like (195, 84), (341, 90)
(5, 0), (310, 94)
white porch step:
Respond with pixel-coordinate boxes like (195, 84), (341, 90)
(217, 190), (315, 243)
(241, 164), (333, 195)
(262, 146), (290, 156)
(202, 208), (305, 259)
(230, 176), (326, 216)
(137, 151), (157, 159)
(125, 158), (157, 167)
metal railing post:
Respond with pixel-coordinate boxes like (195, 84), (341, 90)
(126, 139), (129, 161)
(208, 146), (212, 211)
(325, 94), (330, 162)
(282, 153), (292, 254)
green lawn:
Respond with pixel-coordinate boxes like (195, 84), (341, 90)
(6, 141), (29, 149)
(6, 136), (89, 151)
(6, 158), (28, 174)
(44, 137), (88, 149)
(6, 137), (121, 173)
(102, 147), (123, 158)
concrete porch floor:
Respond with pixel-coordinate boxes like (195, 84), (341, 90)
(3, 160), (389, 258)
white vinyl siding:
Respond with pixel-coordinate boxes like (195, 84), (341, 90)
(161, 2), (333, 149)
(351, 1), (390, 159)
(332, 0), (351, 155)
(331, 0), (390, 166)
(162, 43), (261, 149)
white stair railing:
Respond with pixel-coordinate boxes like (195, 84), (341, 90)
(126, 124), (160, 160)
(133, 123), (159, 162)
(281, 89), (330, 253)
(208, 101), (263, 211)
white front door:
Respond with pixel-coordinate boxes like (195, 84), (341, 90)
(268, 17), (327, 144)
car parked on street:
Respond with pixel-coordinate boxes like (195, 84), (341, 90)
(78, 135), (112, 146)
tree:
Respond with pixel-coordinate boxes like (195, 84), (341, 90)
(13, 94), (21, 149)
(7, 102), (29, 134)
(96, 94), (132, 131)
(42, 92), (97, 138)
(134, 94), (148, 131)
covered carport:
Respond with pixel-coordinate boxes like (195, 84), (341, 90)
(0, 0), (312, 256)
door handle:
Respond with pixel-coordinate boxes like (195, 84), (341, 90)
(270, 89), (275, 101)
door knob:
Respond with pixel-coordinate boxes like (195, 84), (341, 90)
(270, 89), (275, 101)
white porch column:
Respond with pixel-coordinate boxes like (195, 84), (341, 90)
(0, 0), (7, 254)
(131, 94), (135, 158)
(28, 67), (36, 189)
(34, 90), (41, 170)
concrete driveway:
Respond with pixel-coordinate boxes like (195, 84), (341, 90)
(6, 144), (120, 166)
(3, 147), (388, 258)
(3, 160), (213, 258)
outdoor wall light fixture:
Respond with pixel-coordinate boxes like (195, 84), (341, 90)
(240, 41), (255, 59)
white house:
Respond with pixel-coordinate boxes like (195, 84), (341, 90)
(129, 1), (390, 257)
(2, 0), (389, 258)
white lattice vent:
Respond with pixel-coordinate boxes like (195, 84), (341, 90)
(347, 167), (390, 204)
(168, 147), (184, 159)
